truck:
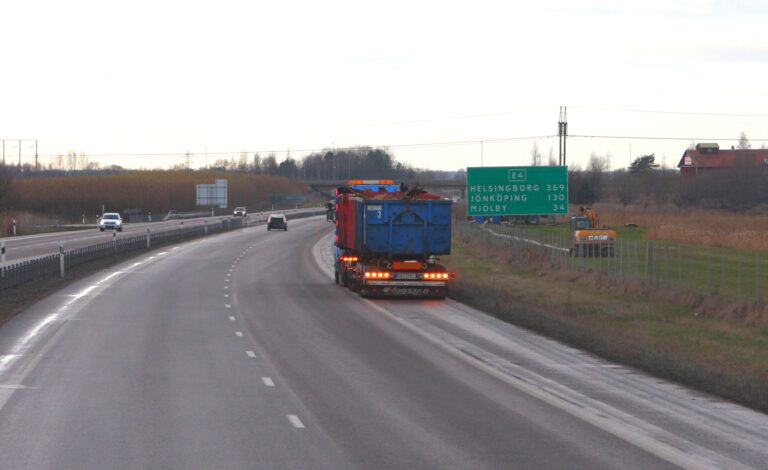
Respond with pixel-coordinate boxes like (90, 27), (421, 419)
(327, 180), (455, 299)
(570, 206), (616, 257)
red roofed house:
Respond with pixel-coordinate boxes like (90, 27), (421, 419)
(678, 143), (768, 177)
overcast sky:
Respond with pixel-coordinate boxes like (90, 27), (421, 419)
(2, 0), (768, 171)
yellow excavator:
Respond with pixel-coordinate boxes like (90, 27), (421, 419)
(570, 206), (616, 257)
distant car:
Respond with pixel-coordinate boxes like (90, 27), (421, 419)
(267, 213), (287, 231)
(99, 213), (123, 232)
(233, 207), (247, 217)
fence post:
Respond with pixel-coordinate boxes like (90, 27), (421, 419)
(720, 250), (725, 293)
(644, 241), (649, 282)
(82, 214), (85, 224)
(618, 238), (623, 280)
(59, 243), (65, 278)
(756, 253), (760, 303)
(205, 219), (208, 234)
(1, 241), (5, 278)
(146, 227), (151, 249)
(12, 219), (16, 236)
(113, 231), (117, 255)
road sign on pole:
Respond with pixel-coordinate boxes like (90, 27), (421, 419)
(466, 166), (568, 216)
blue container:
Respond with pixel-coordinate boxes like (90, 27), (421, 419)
(354, 198), (452, 256)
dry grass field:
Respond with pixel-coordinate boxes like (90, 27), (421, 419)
(6, 170), (306, 215)
(598, 204), (768, 252)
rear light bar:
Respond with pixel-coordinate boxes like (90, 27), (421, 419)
(348, 179), (394, 185)
(422, 272), (455, 280)
(364, 271), (391, 279)
(340, 256), (358, 262)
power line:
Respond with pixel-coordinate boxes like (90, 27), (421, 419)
(36, 135), (557, 159)
(571, 134), (768, 141)
(570, 106), (768, 118)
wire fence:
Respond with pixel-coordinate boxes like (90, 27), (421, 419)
(454, 221), (768, 304)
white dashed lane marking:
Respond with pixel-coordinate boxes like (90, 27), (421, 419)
(235, 331), (243, 337)
(225, 304), (231, 308)
(228, 316), (236, 321)
(287, 415), (305, 428)
(262, 377), (275, 387)
(246, 350), (256, 358)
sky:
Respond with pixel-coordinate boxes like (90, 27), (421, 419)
(2, 0), (768, 172)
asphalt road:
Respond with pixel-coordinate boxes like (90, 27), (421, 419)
(0, 217), (765, 469)
(0, 215), (241, 263)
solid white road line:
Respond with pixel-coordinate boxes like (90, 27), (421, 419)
(262, 377), (275, 387)
(246, 350), (256, 358)
(287, 415), (305, 428)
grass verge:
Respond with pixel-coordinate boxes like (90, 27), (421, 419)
(444, 237), (768, 413)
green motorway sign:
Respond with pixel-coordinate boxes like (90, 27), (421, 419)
(466, 166), (568, 216)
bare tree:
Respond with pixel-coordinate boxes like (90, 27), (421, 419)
(67, 151), (78, 171)
(547, 147), (557, 166)
(76, 152), (89, 170)
(738, 131), (751, 150)
(530, 141), (543, 166)
(51, 153), (65, 170)
(238, 151), (248, 171)
(614, 170), (636, 207)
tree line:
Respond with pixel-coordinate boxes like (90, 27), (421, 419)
(207, 146), (463, 181)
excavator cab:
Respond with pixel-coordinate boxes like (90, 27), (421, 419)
(570, 216), (590, 231)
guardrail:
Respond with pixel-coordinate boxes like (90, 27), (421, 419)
(0, 208), (325, 293)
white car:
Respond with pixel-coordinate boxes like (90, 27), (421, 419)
(233, 207), (247, 217)
(99, 212), (123, 232)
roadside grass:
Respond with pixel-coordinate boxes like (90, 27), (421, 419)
(444, 238), (768, 412)
(477, 220), (768, 303)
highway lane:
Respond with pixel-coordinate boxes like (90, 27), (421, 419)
(0, 215), (240, 263)
(0, 217), (763, 468)
(0, 209), (317, 263)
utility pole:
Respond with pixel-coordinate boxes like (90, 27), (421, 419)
(35, 140), (38, 171)
(2, 140), (4, 166)
(558, 106), (568, 166)
(18, 139), (21, 169)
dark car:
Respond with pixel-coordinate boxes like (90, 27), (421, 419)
(267, 214), (287, 231)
